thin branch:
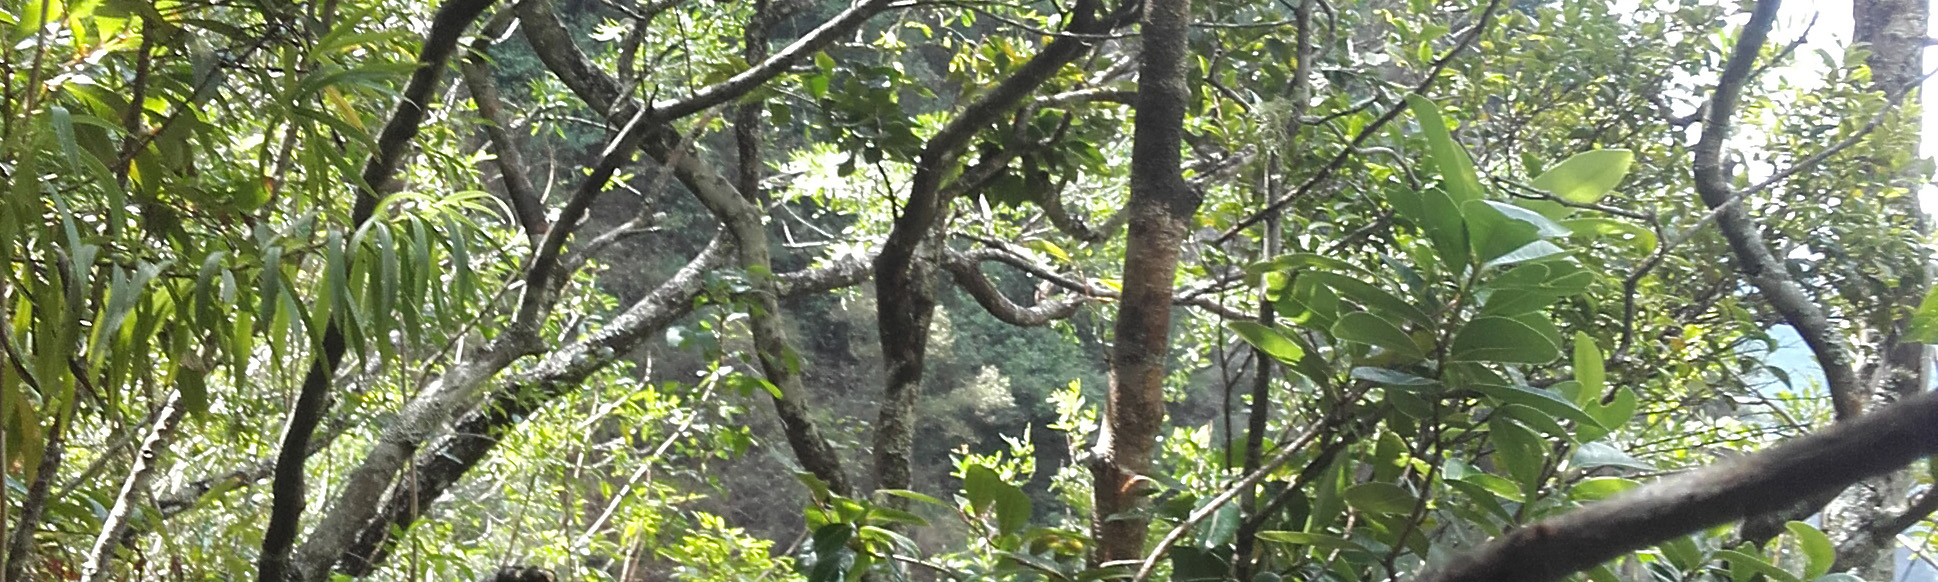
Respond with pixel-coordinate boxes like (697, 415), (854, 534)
(1214, 0), (1503, 244)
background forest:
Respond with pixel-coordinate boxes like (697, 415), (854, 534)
(3, 0), (1938, 580)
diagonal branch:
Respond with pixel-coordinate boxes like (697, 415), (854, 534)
(460, 7), (549, 242)
(1688, 0), (1863, 421)
(259, 2), (498, 580)
(1420, 388), (1938, 582)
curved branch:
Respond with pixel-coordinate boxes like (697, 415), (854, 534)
(1689, 0), (1863, 421)
(941, 250), (1089, 326)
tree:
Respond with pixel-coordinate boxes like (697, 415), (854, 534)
(4, 0), (1937, 581)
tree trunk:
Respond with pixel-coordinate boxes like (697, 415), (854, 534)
(1825, 0), (1929, 575)
(1091, 0), (1196, 564)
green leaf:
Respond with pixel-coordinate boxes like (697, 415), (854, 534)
(1331, 312), (1424, 361)
(1589, 387), (1638, 431)
(1349, 367), (1436, 386)
(1247, 253), (1367, 277)
(1573, 333), (1606, 407)
(1479, 288), (1561, 316)
(877, 489), (947, 507)
(1255, 531), (1368, 554)
(1714, 548), (1803, 582)
(1785, 521), (1834, 579)
(1472, 383), (1603, 433)
(994, 483), (1032, 534)
(1199, 503), (1241, 549)
(1561, 217), (1657, 253)
(963, 465), (1031, 534)
(1498, 404), (1571, 440)
(1531, 149), (1634, 204)
(1571, 442), (1654, 471)
(1342, 482), (1417, 515)
(1485, 201), (1573, 238)
(1445, 478), (1515, 519)
(1307, 272), (1433, 326)
(1906, 285), (1938, 343)
(1450, 316), (1562, 363)
(1570, 476), (1639, 501)
(1407, 95), (1485, 204)
(1487, 417), (1547, 498)
(808, 524), (856, 582)
(1420, 188), (1472, 267)
(1228, 321), (1305, 365)
(1483, 241), (1567, 268)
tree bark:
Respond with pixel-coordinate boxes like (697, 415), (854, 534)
(257, 2), (496, 580)
(1423, 389), (1938, 582)
(870, 0), (1117, 496)
(1825, 0), (1930, 574)
(1091, 0), (1196, 564)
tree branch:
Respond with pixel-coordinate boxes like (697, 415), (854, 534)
(1689, 0), (1863, 421)
(941, 249), (1089, 326)
(1420, 388), (1938, 582)
(259, 2), (497, 580)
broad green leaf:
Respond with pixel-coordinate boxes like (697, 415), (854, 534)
(1246, 253), (1367, 277)
(1342, 482), (1417, 515)
(1255, 531), (1368, 554)
(1498, 404), (1571, 440)
(1445, 478), (1514, 520)
(1488, 416), (1547, 497)
(993, 481), (1032, 534)
(964, 465), (1031, 534)
(877, 489), (947, 507)
(1460, 473), (1525, 503)
(1307, 459), (1348, 530)
(1350, 367), (1436, 386)
(1561, 217), (1657, 253)
(1589, 387), (1638, 431)
(1331, 312), (1424, 361)
(1484, 241), (1568, 268)
(1485, 201), (1573, 238)
(1531, 149), (1634, 204)
(1573, 332), (1606, 407)
(1785, 521), (1834, 579)
(1715, 548), (1803, 582)
(808, 523), (856, 582)
(1373, 431), (1408, 482)
(1199, 503), (1241, 549)
(1571, 442), (1653, 471)
(1472, 383), (1602, 432)
(1906, 285), (1938, 343)
(1308, 272), (1432, 326)
(1408, 95), (1486, 204)
(1421, 188), (1472, 267)
(1462, 200), (1539, 264)
(1450, 316), (1562, 363)
(1570, 476), (1639, 501)
(1228, 321), (1305, 364)
(963, 465), (1002, 515)
(1479, 288), (1561, 316)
